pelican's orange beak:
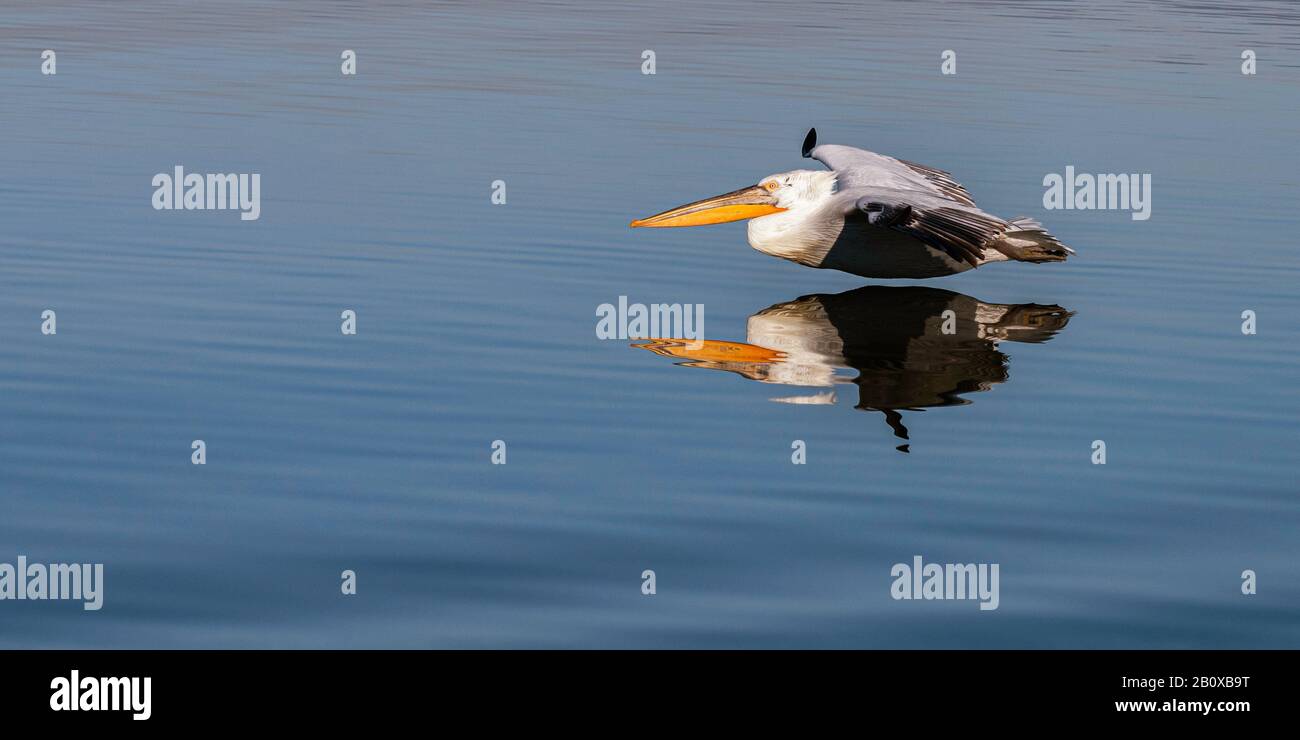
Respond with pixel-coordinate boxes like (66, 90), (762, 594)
(630, 184), (785, 228)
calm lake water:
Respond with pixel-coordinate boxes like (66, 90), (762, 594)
(2, 1), (1298, 647)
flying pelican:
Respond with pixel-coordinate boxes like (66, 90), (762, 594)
(631, 129), (1073, 279)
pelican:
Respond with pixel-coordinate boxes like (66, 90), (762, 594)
(631, 129), (1074, 279)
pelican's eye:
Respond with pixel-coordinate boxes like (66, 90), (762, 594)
(762, 181), (780, 192)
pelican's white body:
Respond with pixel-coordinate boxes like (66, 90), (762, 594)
(746, 170), (978, 278)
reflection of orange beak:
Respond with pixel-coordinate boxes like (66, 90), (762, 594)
(634, 339), (785, 364)
(630, 185), (785, 228)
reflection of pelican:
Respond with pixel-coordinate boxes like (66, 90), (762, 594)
(631, 128), (1072, 279)
(635, 286), (1072, 451)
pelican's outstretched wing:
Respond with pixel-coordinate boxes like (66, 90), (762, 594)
(852, 195), (1007, 267)
(802, 128), (976, 207)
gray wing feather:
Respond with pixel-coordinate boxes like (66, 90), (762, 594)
(895, 158), (977, 207)
(810, 144), (977, 207)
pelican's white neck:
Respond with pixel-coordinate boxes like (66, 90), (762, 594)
(746, 171), (840, 268)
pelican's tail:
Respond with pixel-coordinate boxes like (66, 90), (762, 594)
(990, 217), (1074, 263)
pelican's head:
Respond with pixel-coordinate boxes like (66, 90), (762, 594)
(630, 169), (834, 228)
(757, 169), (837, 210)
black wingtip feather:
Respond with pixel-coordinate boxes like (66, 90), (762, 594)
(802, 128), (817, 158)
